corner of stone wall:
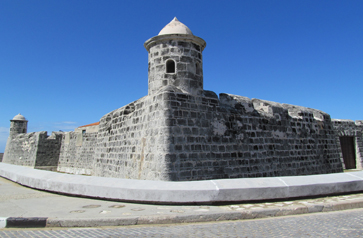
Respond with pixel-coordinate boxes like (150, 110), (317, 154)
(2, 131), (40, 167)
(94, 94), (173, 180)
(157, 85), (184, 94)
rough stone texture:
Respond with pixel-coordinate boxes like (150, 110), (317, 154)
(93, 96), (171, 180)
(35, 132), (63, 169)
(2, 131), (62, 169)
(3, 132), (40, 167)
(57, 132), (97, 175)
(0, 153), (3, 162)
(332, 120), (363, 169)
(9, 119), (27, 136)
(145, 34), (206, 96)
(2, 90), (348, 180)
(158, 92), (342, 180)
(53, 87), (343, 181)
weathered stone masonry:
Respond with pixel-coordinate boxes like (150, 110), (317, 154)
(161, 92), (342, 180)
(3, 113), (63, 170)
(57, 131), (98, 175)
(2, 18), (361, 181)
(146, 34), (205, 96)
(3, 130), (62, 170)
(332, 120), (363, 169)
(93, 96), (172, 180)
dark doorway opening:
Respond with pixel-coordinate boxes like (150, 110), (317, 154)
(339, 136), (356, 169)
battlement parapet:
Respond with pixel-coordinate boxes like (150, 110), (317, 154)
(3, 131), (62, 169)
(220, 93), (329, 122)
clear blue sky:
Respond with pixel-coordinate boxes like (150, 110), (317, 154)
(1, 0), (362, 152)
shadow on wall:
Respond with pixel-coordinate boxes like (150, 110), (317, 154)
(0, 153), (3, 162)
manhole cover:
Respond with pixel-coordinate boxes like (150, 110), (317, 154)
(82, 204), (101, 208)
(109, 205), (126, 208)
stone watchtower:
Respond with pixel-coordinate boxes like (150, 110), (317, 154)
(9, 114), (28, 138)
(144, 17), (206, 96)
(3, 113), (28, 164)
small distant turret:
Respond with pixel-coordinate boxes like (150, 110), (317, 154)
(9, 113), (28, 137)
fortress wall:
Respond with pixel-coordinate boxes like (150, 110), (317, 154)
(57, 131), (97, 175)
(34, 132), (63, 170)
(162, 91), (343, 181)
(3, 131), (64, 170)
(332, 119), (363, 169)
(93, 95), (171, 180)
(1, 91), (346, 181)
(58, 133), (78, 173)
(2, 132), (41, 167)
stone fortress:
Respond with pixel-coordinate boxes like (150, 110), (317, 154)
(3, 18), (363, 181)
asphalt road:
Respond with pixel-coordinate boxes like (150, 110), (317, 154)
(1, 208), (363, 237)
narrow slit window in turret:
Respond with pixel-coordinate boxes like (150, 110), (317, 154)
(166, 60), (175, 73)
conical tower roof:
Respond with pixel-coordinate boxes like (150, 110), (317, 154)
(158, 17), (193, 35)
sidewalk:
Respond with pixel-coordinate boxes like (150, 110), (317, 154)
(1, 176), (363, 228)
(2, 163), (363, 205)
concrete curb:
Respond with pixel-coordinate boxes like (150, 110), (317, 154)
(1, 163), (363, 204)
(54, 199), (363, 228)
(2, 198), (363, 228)
(0, 217), (47, 228)
(0, 218), (6, 229)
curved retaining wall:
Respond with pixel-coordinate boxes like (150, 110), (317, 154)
(1, 163), (363, 204)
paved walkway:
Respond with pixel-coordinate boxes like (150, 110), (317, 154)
(1, 176), (363, 228)
(1, 209), (363, 237)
